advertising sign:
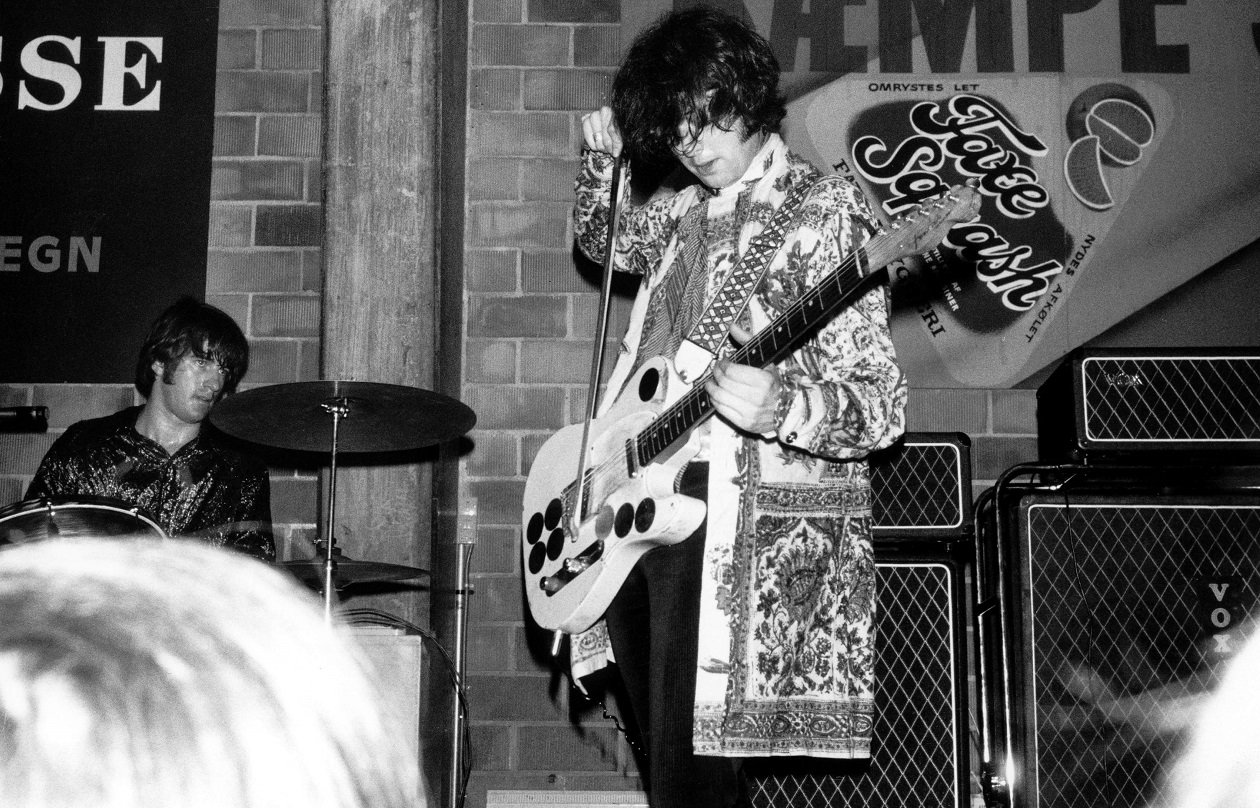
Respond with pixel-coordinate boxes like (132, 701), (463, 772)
(0, 2), (220, 383)
(626, 1), (1260, 386)
(793, 75), (1178, 385)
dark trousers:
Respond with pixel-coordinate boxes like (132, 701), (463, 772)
(603, 464), (746, 808)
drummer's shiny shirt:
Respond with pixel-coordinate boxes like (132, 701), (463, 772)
(25, 406), (275, 561)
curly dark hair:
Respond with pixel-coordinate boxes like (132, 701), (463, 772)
(134, 297), (249, 398)
(612, 6), (786, 166)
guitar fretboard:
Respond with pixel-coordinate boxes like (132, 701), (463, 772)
(633, 245), (880, 468)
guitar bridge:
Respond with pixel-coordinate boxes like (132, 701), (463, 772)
(540, 540), (604, 595)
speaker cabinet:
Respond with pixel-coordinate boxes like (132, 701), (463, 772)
(747, 549), (970, 808)
(1037, 347), (1260, 462)
(871, 432), (973, 541)
(351, 630), (442, 801)
(981, 489), (1260, 808)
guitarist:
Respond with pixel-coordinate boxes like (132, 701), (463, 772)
(572, 8), (907, 808)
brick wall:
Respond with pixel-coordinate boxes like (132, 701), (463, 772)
(460, 2), (645, 802)
(211, 0), (326, 555)
(0, 2), (1042, 807)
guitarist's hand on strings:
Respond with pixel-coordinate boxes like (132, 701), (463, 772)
(705, 323), (783, 439)
(581, 106), (623, 158)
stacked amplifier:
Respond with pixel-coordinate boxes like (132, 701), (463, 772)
(1036, 347), (1260, 463)
(747, 432), (975, 808)
(974, 347), (1260, 808)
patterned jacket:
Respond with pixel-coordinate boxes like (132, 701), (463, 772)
(573, 135), (907, 757)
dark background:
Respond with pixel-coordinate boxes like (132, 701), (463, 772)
(0, 1), (219, 382)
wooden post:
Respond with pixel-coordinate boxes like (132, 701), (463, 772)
(322, 1), (470, 803)
(321, 0), (440, 628)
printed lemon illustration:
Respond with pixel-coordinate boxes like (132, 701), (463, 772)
(1063, 84), (1156, 210)
(1085, 98), (1155, 166)
(1065, 83), (1155, 142)
(1064, 134), (1113, 211)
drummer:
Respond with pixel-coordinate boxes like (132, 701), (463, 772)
(24, 297), (275, 561)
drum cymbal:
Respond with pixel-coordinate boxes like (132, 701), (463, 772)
(210, 380), (475, 453)
(280, 556), (429, 591)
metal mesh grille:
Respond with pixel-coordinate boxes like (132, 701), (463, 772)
(1020, 497), (1260, 808)
(748, 561), (964, 808)
(871, 438), (968, 535)
(1081, 356), (1260, 444)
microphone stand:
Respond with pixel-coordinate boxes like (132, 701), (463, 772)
(449, 498), (477, 808)
(553, 155), (625, 659)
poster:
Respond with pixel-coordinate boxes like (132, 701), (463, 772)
(626, 1), (1260, 386)
(0, 2), (220, 383)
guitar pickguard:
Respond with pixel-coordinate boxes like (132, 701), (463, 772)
(521, 357), (706, 633)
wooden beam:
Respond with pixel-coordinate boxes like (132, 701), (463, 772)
(322, 0), (441, 626)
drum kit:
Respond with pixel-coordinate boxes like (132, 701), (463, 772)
(0, 380), (476, 616)
(0, 495), (166, 543)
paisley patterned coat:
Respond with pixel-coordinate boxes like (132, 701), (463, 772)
(573, 135), (907, 757)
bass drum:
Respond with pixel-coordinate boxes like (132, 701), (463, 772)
(0, 496), (167, 546)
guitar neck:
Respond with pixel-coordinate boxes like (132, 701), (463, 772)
(733, 255), (883, 369)
(635, 240), (889, 468)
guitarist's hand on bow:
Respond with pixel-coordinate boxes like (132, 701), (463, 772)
(581, 106), (623, 158)
(705, 323), (783, 438)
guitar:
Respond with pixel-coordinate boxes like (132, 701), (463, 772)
(522, 184), (981, 633)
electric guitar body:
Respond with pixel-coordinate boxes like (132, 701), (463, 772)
(522, 355), (706, 633)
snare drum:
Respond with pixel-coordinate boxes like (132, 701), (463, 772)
(0, 496), (167, 546)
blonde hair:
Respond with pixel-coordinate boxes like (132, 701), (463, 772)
(1162, 623), (1260, 808)
(0, 538), (423, 808)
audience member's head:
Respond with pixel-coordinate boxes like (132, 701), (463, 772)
(0, 538), (423, 808)
(1161, 622), (1260, 808)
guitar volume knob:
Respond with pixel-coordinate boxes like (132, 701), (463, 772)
(634, 498), (656, 532)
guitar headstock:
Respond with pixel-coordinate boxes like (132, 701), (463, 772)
(885, 181), (982, 263)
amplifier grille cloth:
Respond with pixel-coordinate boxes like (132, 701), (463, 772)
(1083, 356), (1260, 443)
(871, 442), (964, 532)
(748, 562), (963, 808)
(1023, 501), (1260, 808)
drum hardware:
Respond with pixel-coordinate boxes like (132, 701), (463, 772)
(0, 495), (167, 546)
(210, 380), (476, 619)
(279, 546), (429, 590)
(216, 380), (477, 808)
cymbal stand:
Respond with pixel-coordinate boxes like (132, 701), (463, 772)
(319, 397), (352, 621)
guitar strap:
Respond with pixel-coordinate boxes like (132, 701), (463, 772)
(672, 175), (839, 382)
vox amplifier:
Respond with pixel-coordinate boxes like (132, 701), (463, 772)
(870, 432), (973, 541)
(976, 488), (1260, 808)
(1037, 348), (1260, 462)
